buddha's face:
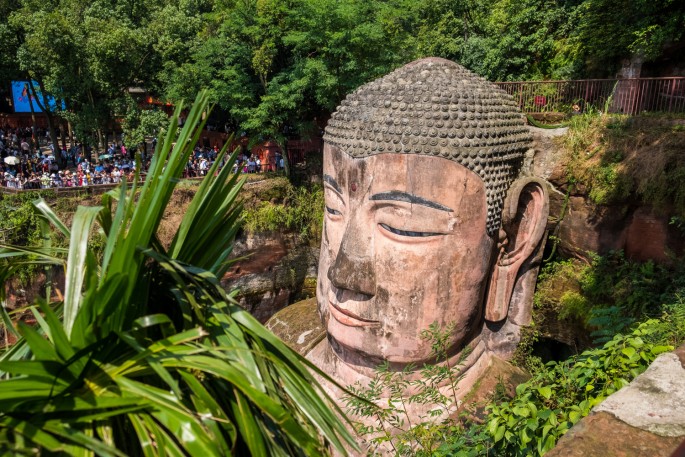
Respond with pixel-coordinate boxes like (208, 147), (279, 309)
(318, 144), (497, 364)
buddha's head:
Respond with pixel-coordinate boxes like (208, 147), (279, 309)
(316, 58), (549, 368)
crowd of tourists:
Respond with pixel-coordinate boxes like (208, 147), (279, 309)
(0, 127), (145, 189)
(184, 148), (284, 177)
(0, 126), (285, 190)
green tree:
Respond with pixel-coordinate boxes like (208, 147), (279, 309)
(121, 100), (169, 153)
(573, 0), (685, 75)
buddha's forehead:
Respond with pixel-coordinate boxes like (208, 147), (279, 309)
(323, 57), (531, 235)
(323, 144), (487, 211)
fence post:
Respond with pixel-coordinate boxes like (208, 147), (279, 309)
(669, 79), (677, 113)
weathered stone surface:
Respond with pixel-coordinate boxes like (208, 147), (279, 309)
(265, 298), (325, 355)
(546, 412), (683, 457)
(624, 207), (679, 262)
(529, 126), (568, 180)
(675, 345), (685, 369)
(556, 197), (628, 261)
(222, 233), (319, 322)
(552, 197), (684, 262)
(595, 352), (685, 437)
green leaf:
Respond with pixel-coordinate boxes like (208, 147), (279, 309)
(33, 198), (70, 237)
(63, 205), (102, 337)
(537, 386), (552, 399)
(651, 345), (673, 355)
(512, 405), (531, 417)
(621, 346), (636, 358)
(494, 424), (506, 442)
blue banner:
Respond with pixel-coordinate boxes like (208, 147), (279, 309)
(11, 81), (63, 113)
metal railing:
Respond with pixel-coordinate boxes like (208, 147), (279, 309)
(494, 78), (685, 115)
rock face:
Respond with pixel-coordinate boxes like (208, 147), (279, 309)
(221, 232), (318, 323)
(553, 198), (683, 263)
(547, 345), (685, 457)
(529, 124), (685, 263)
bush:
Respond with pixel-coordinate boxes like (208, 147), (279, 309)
(533, 252), (685, 345)
(242, 183), (324, 240)
(561, 113), (685, 215)
(0, 191), (61, 285)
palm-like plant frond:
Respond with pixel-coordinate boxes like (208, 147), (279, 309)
(0, 91), (355, 456)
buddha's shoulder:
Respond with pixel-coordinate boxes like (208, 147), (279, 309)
(266, 297), (325, 356)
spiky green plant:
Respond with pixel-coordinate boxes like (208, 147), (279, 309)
(0, 91), (356, 456)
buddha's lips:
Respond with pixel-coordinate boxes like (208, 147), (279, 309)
(329, 302), (379, 328)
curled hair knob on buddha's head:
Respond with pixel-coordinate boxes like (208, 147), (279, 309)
(324, 57), (533, 236)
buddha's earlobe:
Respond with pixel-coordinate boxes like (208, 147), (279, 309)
(485, 178), (549, 322)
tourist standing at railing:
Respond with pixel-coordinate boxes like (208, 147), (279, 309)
(20, 140), (30, 158)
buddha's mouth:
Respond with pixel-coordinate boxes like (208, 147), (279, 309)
(329, 302), (380, 328)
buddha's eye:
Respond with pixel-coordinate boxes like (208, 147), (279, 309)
(379, 223), (441, 237)
(326, 206), (342, 216)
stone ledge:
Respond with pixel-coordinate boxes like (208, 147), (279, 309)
(594, 351), (685, 437)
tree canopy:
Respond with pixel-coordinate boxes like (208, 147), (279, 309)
(1, 0), (683, 145)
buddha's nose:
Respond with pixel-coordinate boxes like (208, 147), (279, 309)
(327, 214), (376, 297)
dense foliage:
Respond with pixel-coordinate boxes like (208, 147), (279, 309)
(0, 93), (355, 455)
(2, 0), (683, 147)
(0, 191), (61, 285)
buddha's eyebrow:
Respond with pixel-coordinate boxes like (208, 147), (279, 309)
(323, 174), (342, 194)
(370, 191), (453, 212)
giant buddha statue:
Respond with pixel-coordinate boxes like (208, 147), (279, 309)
(268, 57), (549, 445)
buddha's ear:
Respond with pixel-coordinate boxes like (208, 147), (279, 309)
(485, 178), (549, 322)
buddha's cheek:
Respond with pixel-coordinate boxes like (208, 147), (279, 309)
(373, 238), (489, 362)
(370, 247), (436, 361)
